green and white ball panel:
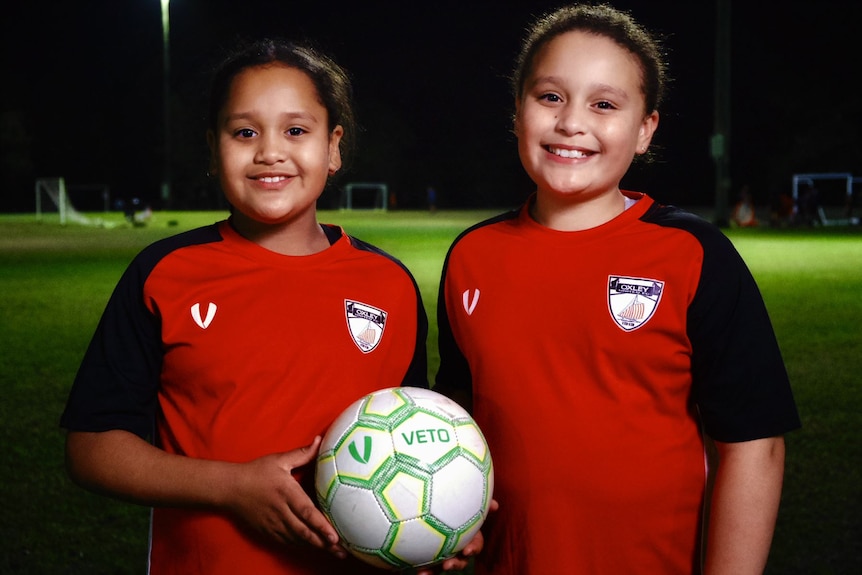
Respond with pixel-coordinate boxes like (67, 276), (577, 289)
(392, 409), (460, 466)
(382, 471), (427, 520)
(327, 483), (391, 549)
(454, 421), (491, 463)
(390, 519), (448, 566)
(332, 425), (393, 482)
(362, 387), (410, 417)
(430, 456), (488, 528)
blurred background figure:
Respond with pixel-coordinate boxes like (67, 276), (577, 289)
(731, 184), (758, 227)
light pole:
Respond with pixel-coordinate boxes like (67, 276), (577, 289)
(160, 0), (171, 207)
(711, 0), (731, 227)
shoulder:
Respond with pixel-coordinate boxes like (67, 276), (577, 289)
(337, 227), (419, 283)
(642, 202), (717, 234)
(447, 208), (520, 253)
(138, 223), (224, 259)
(111, 223), (226, 290)
(131, 223), (224, 271)
(640, 203), (742, 264)
(642, 203), (731, 243)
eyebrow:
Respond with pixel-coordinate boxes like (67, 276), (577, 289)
(530, 76), (631, 101)
(590, 83), (630, 101)
(529, 75), (566, 88)
(222, 111), (320, 124)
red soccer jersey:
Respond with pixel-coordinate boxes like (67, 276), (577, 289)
(62, 220), (428, 574)
(435, 193), (799, 574)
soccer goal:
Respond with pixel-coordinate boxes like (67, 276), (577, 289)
(791, 172), (859, 226)
(35, 177), (116, 226)
(36, 177), (78, 225)
(341, 182), (388, 211)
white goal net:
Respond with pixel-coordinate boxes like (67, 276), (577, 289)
(36, 178), (118, 227)
(791, 172), (860, 226)
(341, 182), (388, 211)
(35, 177), (97, 226)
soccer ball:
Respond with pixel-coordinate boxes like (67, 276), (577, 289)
(315, 386), (494, 570)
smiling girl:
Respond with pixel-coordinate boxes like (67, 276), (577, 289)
(434, 5), (800, 574)
(61, 38), (449, 574)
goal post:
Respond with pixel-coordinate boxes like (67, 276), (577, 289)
(791, 172), (859, 226)
(342, 182), (388, 211)
(35, 177), (95, 225)
(35, 177), (70, 224)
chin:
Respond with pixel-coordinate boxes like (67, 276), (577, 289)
(539, 181), (590, 196)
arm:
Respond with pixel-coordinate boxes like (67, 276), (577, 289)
(704, 436), (785, 575)
(65, 429), (345, 556)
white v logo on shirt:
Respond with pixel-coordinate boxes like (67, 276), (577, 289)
(191, 302), (217, 329)
(462, 289), (480, 315)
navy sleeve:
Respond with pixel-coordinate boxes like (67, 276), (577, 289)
(655, 209), (801, 442)
(60, 225), (223, 438)
(60, 252), (163, 438)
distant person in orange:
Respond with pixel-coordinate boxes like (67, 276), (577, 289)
(731, 184), (758, 227)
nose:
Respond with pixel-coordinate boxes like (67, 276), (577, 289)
(555, 103), (585, 136)
(254, 131), (286, 164)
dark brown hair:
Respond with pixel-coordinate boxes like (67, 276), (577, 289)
(512, 4), (667, 115)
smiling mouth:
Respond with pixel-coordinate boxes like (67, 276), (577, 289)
(257, 176), (288, 183)
(547, 146), (589, 159)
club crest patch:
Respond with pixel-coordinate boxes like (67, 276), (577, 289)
(607, 276), (664, 331)
(345, 300), (388, 353)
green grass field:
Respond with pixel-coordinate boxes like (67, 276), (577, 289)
(1, 210), (860, 574)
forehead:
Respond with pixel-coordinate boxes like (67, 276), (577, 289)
(531, 30), (643, 89)
(225, 64), (323, 111)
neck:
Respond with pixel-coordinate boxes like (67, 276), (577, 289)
(530, 190), (626, 231)
(230, 212), (330, 256)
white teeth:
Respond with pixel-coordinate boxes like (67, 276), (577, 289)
(549, 147), (587, 159)
(259, 176), (287, 183)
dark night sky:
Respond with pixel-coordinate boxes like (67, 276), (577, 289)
(2, 1), (860, 211)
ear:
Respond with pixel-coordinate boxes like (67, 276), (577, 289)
(206, 130), (219, 175)
(513, 98), (523, 137)
(328, 125), (344, 175)
(636, 111), (659, 154)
